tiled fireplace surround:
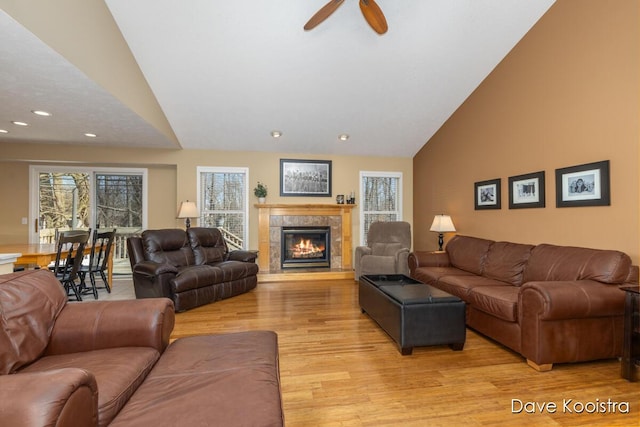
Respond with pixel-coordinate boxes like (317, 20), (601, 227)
(256, 204), (355, 280)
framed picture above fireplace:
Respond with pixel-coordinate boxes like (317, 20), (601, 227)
(280, 159), (332, 197)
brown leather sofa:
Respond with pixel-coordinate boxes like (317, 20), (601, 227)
(408, 235), (639, 371)
(128, 227), (259, 311)
(0, 269), (284, 426)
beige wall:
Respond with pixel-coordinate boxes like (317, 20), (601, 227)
(413, 0), (640, 263)
(0, 143), (413, 257)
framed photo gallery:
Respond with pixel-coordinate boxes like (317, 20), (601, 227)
(474, 160), (610, 210)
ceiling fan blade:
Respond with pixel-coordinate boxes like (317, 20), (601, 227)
(359, 0), (388, 34)
(304, 0), (346, 31)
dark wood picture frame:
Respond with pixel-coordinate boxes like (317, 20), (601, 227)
(508, 171), (545, 209)
(474, 178), (501, 210)
(280, 159), (332, 197)
(555, 160), (610, 207)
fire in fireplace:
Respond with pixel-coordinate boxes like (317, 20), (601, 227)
(281, 226), (330, 269)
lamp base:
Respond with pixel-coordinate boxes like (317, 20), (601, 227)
(437, 233), (444, 251)
(185, 218), (191, 229)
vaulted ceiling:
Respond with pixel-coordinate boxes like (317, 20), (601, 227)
(0, 0), (555, 157)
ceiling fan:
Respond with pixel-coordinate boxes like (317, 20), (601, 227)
(304, 0), (388, 34)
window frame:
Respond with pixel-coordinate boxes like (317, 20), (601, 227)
(359, 171), (403, 246)
(29, 165), (148, 243)
(196, 166), (250, 249)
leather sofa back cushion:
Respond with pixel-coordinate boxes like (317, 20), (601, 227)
(0, 270), (67, 374)
(446, 235), (493, 275)
(523, 243), (632, 284)
(372, 242), (404, 256)
(142, 229), (195, 267)
(187, 227), (227, 265)
(482, 242), (534, 286)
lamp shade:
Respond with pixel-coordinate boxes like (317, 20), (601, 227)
(177, 201), (199, 218)
(430, 214), (456, 233)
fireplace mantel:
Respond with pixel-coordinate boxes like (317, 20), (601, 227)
(255, 204), (355, 278)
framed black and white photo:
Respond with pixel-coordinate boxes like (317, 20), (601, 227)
(555, 160), (610, 207)
(508, 171), (545, 209)
(474, 178), (501, 210)
(280, 159), (332, 197)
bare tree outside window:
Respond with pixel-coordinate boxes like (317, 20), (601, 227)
(360, 172), (402, 246)
(198, 167), (248, 250)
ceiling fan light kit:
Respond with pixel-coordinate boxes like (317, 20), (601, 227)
(305, 0), (388, 34)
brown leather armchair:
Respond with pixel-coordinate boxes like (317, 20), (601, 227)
(354, 221), (412, 279)
(127, 227), (259, 311)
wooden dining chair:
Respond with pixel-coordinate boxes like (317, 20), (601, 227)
(51, 230), (90, 301)
(78, 229), (116, 299)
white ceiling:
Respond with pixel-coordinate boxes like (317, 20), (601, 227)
(0, 0), (555, 158)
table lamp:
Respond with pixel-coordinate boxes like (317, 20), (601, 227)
(177, 201), (199, 229)
(430, 214), (456, 251)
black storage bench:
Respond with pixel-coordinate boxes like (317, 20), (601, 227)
(359, 274), (466, 355)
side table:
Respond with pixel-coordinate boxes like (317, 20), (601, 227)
(621, 286), (639, 381)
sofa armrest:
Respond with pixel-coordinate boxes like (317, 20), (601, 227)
(46, 298), (175, 356)
(354, 246), (373, 279)
(408, 251), (451, 273)
(227, 250), (258, 263)
(132, 260), (178, 277)
(0, 368), (98, 427)
(396, 249), (410, 276)
(519, 280), (626, 321)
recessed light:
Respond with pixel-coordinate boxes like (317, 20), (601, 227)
(12, 121), (28, 126)
(0, 129), (8, 134)
(338, 134), (349, 141)
(84, 133), (97, 138)
(271, 130), (282, 138)
(32, 110), (51, 116)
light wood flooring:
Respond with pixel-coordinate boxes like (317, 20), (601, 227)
(102, 277), (639, 426)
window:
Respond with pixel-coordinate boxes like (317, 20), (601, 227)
(30, 166), (147, 243)
(197, 167), (249, 250)
(360, 171), (403, 245)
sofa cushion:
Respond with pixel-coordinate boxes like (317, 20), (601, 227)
(435, 274), (509, 300)
(171, 265), (223, 293)
(216, 260), (260, 282)
(446, 235), (493, 275)
(187, 227), (227, 265)
(467, 286), (520, 322)
(142, 229), (195, 267)
(522, 244), (632, 284)
(0, 270), (67, 374)
(412, 266), (474, 287)
(361, 255), (397, 275)
(20, 347), (160, 427)
(109, 332), (284, 427)
(482, 241), (534, 286)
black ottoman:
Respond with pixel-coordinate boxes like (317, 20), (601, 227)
(359, 274), (466, 355)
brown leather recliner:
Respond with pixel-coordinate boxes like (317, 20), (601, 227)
(128, 227), (259, 311)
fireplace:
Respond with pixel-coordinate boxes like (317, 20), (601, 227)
(281, 226), (330, 269)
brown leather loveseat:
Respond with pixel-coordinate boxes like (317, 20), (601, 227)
(0, 269), (284, 426)
(409, 235), (639, 371)
(128, 227), (259, 311)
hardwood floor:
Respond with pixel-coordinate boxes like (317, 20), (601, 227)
(106, 278), (639, 426)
